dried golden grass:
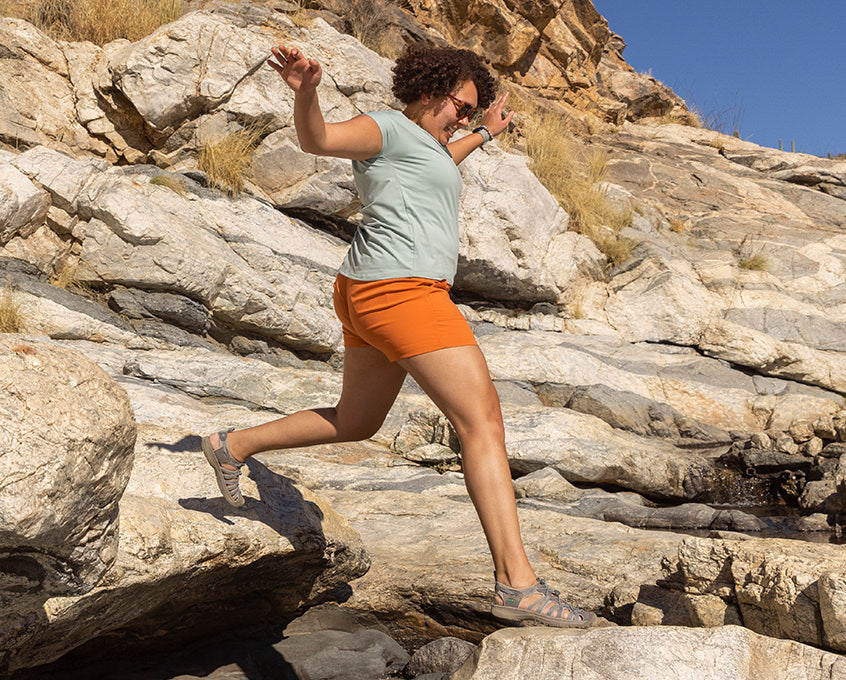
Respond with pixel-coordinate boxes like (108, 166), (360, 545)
(198, 125), (264, 197)
(0, 286), (24, 333)
(668, 216), (686, 233)
(0, 0), (182, 44)
(50, 260), (92, 292)
(149, 173), (187, 195)
(347, 0), (403, 58)
(738, 254), (769, 271)
(287, 0), (313, 28)
(522, 109), (633, 266)
(658, 109), (701, 127)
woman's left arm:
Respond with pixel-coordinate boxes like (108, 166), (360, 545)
(448, 92), (514, 165)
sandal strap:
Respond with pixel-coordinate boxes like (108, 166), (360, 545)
(495, 577), (590, 623)
(213, 431), (244, 469)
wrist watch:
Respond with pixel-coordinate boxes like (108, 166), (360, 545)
(473, 125), (493, 144)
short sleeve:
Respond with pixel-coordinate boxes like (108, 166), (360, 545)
(363, 110), (400, 156)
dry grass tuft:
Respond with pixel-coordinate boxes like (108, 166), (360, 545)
(150, 173), (187, 195)
(521, 109), (633, 265)
(347, 0), (403, 58)
(0, 286), (24, 333)
(50, 260), (92, 292)
(0, 0), (183, 44)
(658, 109), (701, 127)
(668, 216), (686, 233)
(736, 234), (769, 272)
(198, 124), (264, 196)
(738, 253), (769, 271)
(287, 0), (313, 28)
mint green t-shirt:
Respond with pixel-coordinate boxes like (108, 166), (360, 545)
(338, 110), (463, 284)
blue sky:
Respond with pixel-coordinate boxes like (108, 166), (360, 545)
(593, 1), (846, 157)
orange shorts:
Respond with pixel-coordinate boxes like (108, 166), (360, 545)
(332, 273), (477, 362)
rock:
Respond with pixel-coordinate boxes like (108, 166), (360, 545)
(0, 161), (50, 246)
(1, 224), (70, 278)
(392, 410), (458, 455)
(395, 0), (681, 124)
(544, 382), (729, 444)
(0, 339), (136, 672)
(666, 536), (846, 652)
(749, 432), (772, 450)
(447, 626), (846, 680)
(404, 637), (476, 677)
(12, 146), (349, 353)
(480, 330), (840, 435)
(729, 448), (810, 476)
(0, 19), (110, 157)
(774, 433), (800, 455)
(789, 419), (815, 443)
(630, 588), (692, 626)
(456, 141), (604, 303)
(260, 603), (409, 680)
(512, 467), (584, 503)
(823, 443), (846, 458)
(251, 129), (359, 213)
(798, 480), (839, 513)
(519, 493), (788, 535)
(502, 404), (720, 501)
(403, 444), (458, 465)
(814, 415), (838, 440)
(603, 247), (717, 345)
(313, 484), (684, 648)
(6, 422), (370, 673)
(819, 572), (846, 652)
(108, 286), (211, 334)
(803, 436), (824, 457)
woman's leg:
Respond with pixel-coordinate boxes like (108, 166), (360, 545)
(213, 346), (407, 463)
(397, 345), (537, 589)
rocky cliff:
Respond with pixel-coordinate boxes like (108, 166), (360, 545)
(1, 1), (845, 678)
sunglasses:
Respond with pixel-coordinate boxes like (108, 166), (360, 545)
(446, 93), (477, 120)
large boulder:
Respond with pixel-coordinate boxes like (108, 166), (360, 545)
(2, 415), (370, 673)
(0, 338), (136, 671)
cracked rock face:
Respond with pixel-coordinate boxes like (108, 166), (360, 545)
(1, 1), (845, 677)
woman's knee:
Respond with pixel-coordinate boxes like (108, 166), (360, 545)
(333, 409), (385, 442)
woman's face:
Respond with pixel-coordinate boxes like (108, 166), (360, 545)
(424, 79), (478, 145)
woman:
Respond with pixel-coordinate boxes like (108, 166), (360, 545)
(202, 42), (596, 629)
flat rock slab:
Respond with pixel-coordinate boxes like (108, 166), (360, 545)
(308, 482), (685, 648)
(449, 626), (846, 680)
(481, 331), (841, 434)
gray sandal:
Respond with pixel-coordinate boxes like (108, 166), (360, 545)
(491, 577), (597, 628)
(201, 431), (245, 507)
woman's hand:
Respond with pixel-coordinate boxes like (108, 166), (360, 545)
(481, 92), (515, 137)
(267, 45), (322, 94)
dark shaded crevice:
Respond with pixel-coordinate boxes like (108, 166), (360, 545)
(278, 206), (357, 243)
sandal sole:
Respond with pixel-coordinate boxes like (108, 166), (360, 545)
(491, 604), (597, 628)
(202, 436), (246, 508)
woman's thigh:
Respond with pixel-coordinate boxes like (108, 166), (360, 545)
(397, 345), (504, 442)
(334, 346), (407, 437)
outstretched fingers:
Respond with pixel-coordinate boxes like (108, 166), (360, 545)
(483, 92), (514, 136)
(266, 45), (322, 91)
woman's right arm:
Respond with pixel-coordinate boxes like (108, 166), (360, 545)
(267, 46), (382, 160)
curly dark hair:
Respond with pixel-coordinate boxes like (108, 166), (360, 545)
(392, 44), (496, 110)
